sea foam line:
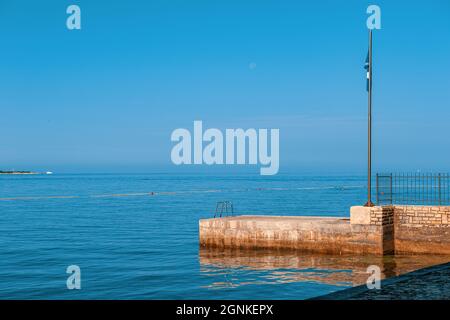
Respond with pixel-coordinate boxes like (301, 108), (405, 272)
(0, 185), (364, 201)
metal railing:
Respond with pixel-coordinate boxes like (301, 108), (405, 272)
(376, 173), (450, 206)
(214, 201), (234, 218)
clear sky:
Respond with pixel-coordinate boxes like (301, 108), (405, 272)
(1, 0), (449, 174)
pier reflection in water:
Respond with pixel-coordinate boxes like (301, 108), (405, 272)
(199, 247), (450, 290)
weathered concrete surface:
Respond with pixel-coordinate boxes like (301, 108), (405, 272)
(199, 216), (387, 255)
(312, 262), (450, 300)
(350, 206), (371, 225)
(395, 226), (450, 254)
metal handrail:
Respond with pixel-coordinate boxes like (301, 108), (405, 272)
(214, 201), (234, 218)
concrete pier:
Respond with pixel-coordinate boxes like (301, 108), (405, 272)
(199, 215), (391, 255)
(199, 205), (450, 255)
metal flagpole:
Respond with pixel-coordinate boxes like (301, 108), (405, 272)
(365, 30), (374, 207)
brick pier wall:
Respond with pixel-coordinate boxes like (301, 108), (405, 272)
(393, 206), (450, 254)
(368, 206), (395, 254)
(360, 205), (450, 255)
(394, 206), (450, 226)
(369, 206), (395, 226)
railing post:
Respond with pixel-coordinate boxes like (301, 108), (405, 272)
(214, 202), (219, 218)
(438, 173), (442, 206)
(390, 173), (393, 205)
(376, 173), (379, 205)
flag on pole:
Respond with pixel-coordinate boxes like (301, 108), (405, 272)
(364, 52), (370, 91)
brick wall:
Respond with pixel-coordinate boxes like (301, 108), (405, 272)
(394, 206), (450, 227)
(368, 205), (450, 227)
(366, 205), (450, 254)
(392, 206), (450, 254)
(369, 206), (395, 226)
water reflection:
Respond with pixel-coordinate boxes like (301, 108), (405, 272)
(199, 247), (450, 289)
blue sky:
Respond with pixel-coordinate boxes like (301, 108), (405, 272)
(0, 0), (449, 173)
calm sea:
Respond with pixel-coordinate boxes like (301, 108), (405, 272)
(0, 174), (448, 299)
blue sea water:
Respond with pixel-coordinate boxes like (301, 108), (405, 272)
(0, 174), (445, 299)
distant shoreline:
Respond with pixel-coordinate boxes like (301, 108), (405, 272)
(0, 171), (38, 175)
(0, 171), (51, 175)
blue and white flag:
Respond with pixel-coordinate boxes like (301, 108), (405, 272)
(364, 52), (370, 91)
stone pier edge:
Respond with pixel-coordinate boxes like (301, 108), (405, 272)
(199, 205), (450, 255)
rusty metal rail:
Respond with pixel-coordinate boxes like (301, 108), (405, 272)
(376, 173), (450, 206)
